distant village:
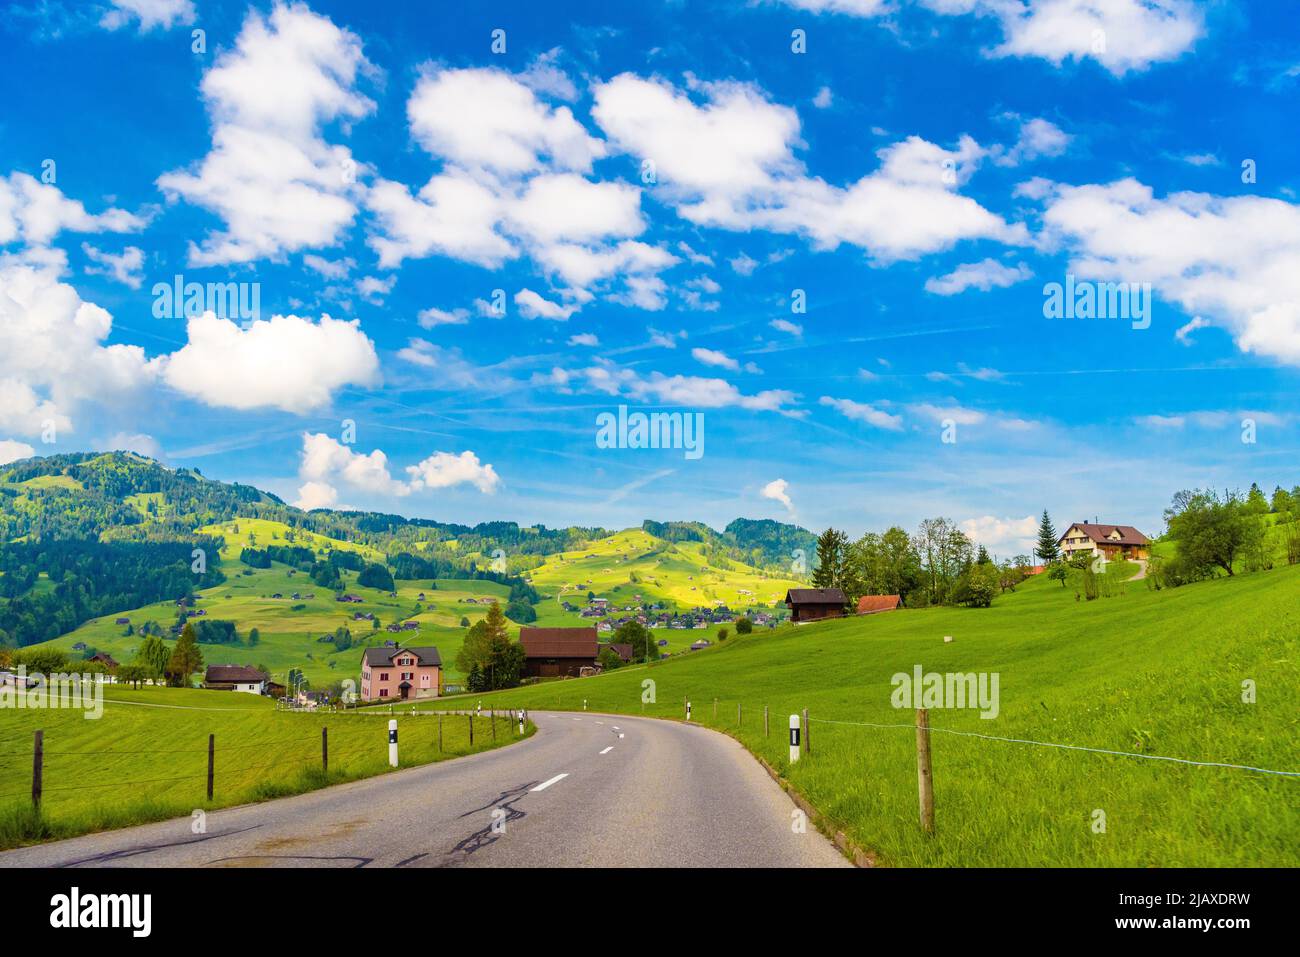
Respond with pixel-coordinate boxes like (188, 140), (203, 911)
(561, 594), (785, 632)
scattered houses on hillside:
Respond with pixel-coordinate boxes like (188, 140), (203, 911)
(519, 626), (598, 678)
(857, 594), (902, 615)
(1057, 523), (1151, 561)
(360, 645), (442, 702)
(203, 664), (266, 694)
(785, 588), (847, 623)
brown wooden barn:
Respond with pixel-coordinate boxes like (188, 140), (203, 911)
(520, 627), (598, 678)
(784, 588), (847, 623)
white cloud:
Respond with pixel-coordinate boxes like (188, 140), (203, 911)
(0, 172), (144, 247)
(100, 0), (195, 32)
(159, 313), (380, 413)
(592, 73), (1026, 262)
(647, 327), (686, 349)
(102, 431), (164, 458)
(691, 347), (740, 371)
(296, 431), (501, 502)
(958, 515), (1037, 556)
(1174, 315), (1210, 345)
(355, 274), (395, 303)
(782, 0), (1204, 74)
(818, 395), (903, 430)
(770, 318), (803, 335)
(1037, 177), (1300, 365)
(925, 258), (1031, 295)
(0, 249), (152, 437)
(568, 332), (599, 346)
(578, 365), (796, 412)
(0, 438), (36, 465)
(910, 402), (987, 426)
(992, 116), (1071, 167)
(302, 253), (354, 279)
(515, 288), (579, 320)
(156, 4), (375, 265)
(417, 306), (471, 328)
(81, 244), (145, 289)
(812, 86), (834, 109)
(1179, 152), (1221, 168)
(406, 450), (502, 494)
(761, 477), (794, 513)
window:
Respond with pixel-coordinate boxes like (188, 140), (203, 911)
(401, 671), (413, 680)
(380, 672), (388, 681)
(379, 688), (389, 698)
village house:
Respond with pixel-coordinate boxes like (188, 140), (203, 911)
(785, 588), (847, 623)
(857, 594), (903, 615)
(519, 627), (598, 678)
(88, 652), (119, 669)
(203, 665), (266, 694)
(360, 646), (442, 702)
(1057, 523), (1151, 561)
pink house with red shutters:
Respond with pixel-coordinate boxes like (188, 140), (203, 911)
(360, 646), (442, 702)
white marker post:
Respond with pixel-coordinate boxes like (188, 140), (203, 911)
(789, 714), (801, 763)
(388, 719), (398, 767)
(686, 700), (692, 721)
(583, 699), (587, 711)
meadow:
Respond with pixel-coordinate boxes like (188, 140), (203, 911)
(426, 562), (1300, 867)
(0, 684), (531, 850)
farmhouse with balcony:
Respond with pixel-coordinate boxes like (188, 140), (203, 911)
(784, 588), (847, 623)
(519, 627), (598, 678)
(360, 646), (442, 702)
(1057, 523), (1151, 561)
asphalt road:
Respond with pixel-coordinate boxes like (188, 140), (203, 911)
(0, 711), (850, 868)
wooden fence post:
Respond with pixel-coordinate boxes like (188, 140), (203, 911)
(31, 730), (43, 808)
(206, 733), (215, 801)
(916, 708), (934, 834)
(802, 708), (810, 756)
(713, 697), (717, 720)
(438, 714), (443, 753)
(322, 727), (328, 774)
(469, 714), (474, 746)
(491, 711), (497, 742)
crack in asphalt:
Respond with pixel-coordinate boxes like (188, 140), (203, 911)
(440, 783), (537, 866)
(53, 825), (265, 868)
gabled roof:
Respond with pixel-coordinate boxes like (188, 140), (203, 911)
(785, 588), (846, 605)
(204, 665), (264, 683)
(857, 594), (902, 613)
(520, 627), (598, 658)
(361, 646), (442, 668)
(1058, 523), (1149, 546)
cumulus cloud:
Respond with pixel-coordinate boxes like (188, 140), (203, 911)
(578, 364), (797, 412)
(1036, 177), (1300, 365)
(781, 0), (1203, 75)
(925, 258), (1031, 295)
(0, 250), (153, 437)
(100, 0), (194, 32)
(691, 347), (740, 371)
(818, 395), (903, 430)
(959, 514), (1037, 556)
(102, 432), (164, 459)
(156, 4), (376, 265)
(0, 172), (144, 247)
(515, 288), (580, 320)
(417, 306), (470, 328)
(81, 244), (145, 288)
(761, 478), (794, 513)
(592, 73), (1026, 262)
(992, 116), (1071, 167)
(0, 438), (36, 465)
(159, 313), (380, 413)
(295, 431), (502, 505)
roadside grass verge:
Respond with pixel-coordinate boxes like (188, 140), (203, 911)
(429, 565), (1300, 867)
(0, 686), (532, 851)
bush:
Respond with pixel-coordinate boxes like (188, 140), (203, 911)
(717, 626), (729, 641)
(735, 617), (753, 635)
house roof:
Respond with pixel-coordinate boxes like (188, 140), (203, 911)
(1058, 523), (1150, 546)
(608, 642), (634, 660)
(785, 588), (846, 605)
(362, 646), (442, 668)
(204, 665), (264, 683)
(520, 627), (598, 658)
(89, 653), (119, 666)
(857, 594), (901, 613)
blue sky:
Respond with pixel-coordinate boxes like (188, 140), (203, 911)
(1, 0), (1298, 555)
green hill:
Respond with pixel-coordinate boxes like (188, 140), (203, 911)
(423, 562), (1300, 867)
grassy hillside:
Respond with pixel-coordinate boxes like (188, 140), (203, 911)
(0, 684), (531, 850)
(426, 564), (1299, 867)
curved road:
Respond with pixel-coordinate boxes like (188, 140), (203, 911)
(0, 712), (850, 868)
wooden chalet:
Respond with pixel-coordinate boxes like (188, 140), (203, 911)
(784, 588), (847, 623)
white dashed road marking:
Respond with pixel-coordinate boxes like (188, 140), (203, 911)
(532, 773), (569, 792)
(599, 746), (614, 755)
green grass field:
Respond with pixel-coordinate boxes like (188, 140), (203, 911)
(425, 563), (1300, 867)
(0, 684), (532, 850)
